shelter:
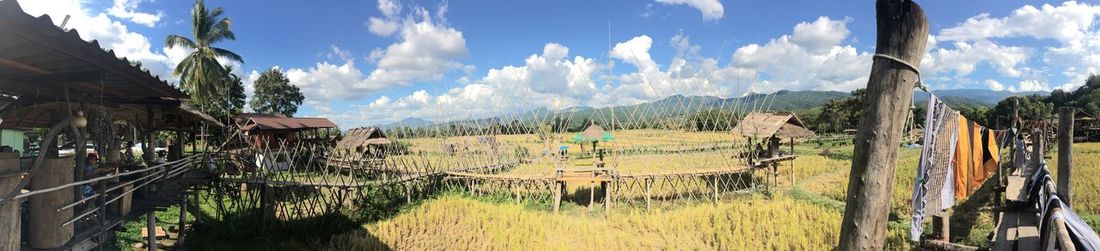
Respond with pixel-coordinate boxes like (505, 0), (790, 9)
(1072, 110), (1100, 142)
(0, 1), (222, 249)
(335, 127), (391, 151)
(235, 114), (337, 147)
(731, 112), (817, 139)
(572, 124), (613, 154)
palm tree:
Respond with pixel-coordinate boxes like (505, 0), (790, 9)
(165, 0), (243, 104)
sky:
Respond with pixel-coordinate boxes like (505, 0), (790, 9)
(12, 0), (1100, 128)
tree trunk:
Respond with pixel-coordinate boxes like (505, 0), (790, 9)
(838, 1), (929, 250)
(1057, 107), (1073, 205)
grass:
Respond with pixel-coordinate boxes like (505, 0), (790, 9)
(150, 128), (1100, 250)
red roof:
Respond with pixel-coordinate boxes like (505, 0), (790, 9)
(240, 117), (337, 131)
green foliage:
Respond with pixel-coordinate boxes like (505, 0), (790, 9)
(166, 0), (243, 104)
(986, 95), (1053, 128)
(689, 108), (735, 131)
(811, 88), (866, 133)
(250, 68), (305, 116)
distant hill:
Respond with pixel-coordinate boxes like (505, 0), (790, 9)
(381, 89), (1044, 130)
(914, 89), (1045, 105)
(378, 117), (433, 129)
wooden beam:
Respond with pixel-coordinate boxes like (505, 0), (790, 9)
(838, 1), (930, 250)
(0, 56), (51, 74)
(1056, 107), (1073, 205)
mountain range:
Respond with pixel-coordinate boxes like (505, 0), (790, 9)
(378, 89), (1047, 129)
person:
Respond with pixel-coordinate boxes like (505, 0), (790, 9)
(81, 153), (99, 198)
(123, 141), (135, 163)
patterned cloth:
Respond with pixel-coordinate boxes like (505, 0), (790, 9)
(910, 95), (959, 241)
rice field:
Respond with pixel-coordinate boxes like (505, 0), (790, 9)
(326, 132), (1100, 250)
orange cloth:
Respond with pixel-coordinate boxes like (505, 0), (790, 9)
(980, 129), (999, 185)
(968, 122), (983, 195)
(954, 115), (971, 200)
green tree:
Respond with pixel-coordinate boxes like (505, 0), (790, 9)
(199, 65), (246, 122)
(812, 88), (866, 133)
(250, 68), (304, 116)
(165, 0), (243, 105)
(986, 95), (1053, 128)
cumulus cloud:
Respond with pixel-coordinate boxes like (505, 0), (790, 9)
(932, 1), (1100, 91)
(655, 0), (724, 21)
(985, 79), (1006, 91)
(729, 16), (870, 92)
(328, 16), (867, 127)
(292, 0), (467, 105)
(106, 0), (163, 27)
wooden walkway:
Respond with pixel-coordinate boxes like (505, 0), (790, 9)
(992, 166), (1037, 250)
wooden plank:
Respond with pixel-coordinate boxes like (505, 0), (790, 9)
(991, 212), (1018, 251)
(1016, 213), (1040, 251)
(1005, 176), (1028, 203)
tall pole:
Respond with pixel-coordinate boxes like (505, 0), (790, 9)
(1057, 107), (1073, 205)
(838, 0), (929, 250)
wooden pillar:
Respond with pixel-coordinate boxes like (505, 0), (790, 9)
(644, 178), (652, 211)
(552, 181), (563, 213)
(0, 152), (20, 250)
(602, 181), (611, 213)
(790, 138), (796, 185)
(1030, 129), (1044, 174)
(932, 211), (950, 242)
(838, 1), (929, 250)
(712, 175), (719, 204)
(588, 181), (595, 212)
(178, 197), (188, 245)
(147, 210), (156, 250)
(28, 156), (75, 249)
(1057, 107), (1073, 205)
(192, 192), (202, 225)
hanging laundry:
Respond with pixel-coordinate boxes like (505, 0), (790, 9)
(910, 95), (959, 241)
(954, 116), (974, 200)
(980, 129), (999, 184)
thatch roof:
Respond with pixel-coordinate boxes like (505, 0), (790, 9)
(335, 127), (391, 150)
(582, 124), (606, 139)
(731, 112), (816, 139)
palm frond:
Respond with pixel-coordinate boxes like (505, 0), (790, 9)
(211, 47), (244, 64)
(165, 34), (197, 49)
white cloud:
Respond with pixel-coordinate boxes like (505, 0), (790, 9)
(367, 17), (399, 36)
(940, 1), (1100, 42)
(985, 79), (1006, 91)
(925, 40), (1031, 77)
(106, 0), (163, 27)
(291, 1), (468, 106)
(1011, 80), (1046, 92)
(934, 1), (1100, 91)
(729, 16), (871, 92)
(790, 17), (851, 54)
(655, 0), (724, 21)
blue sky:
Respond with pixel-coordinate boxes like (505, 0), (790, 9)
(14, 0), (1100, 128)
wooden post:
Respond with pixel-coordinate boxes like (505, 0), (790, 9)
(603, 181), (611, 213)
(588, 181), (595, 212)
(553, 181), (562, 213)
(1057, 107), (1073, 205)
(192, 191), (202, 225)
(644, 178), (652, 211)
(1030, 129), (1044, 174)
(838, 1), (929, 250)
(932, 211), (950, 241)
(0, 152), (20, 251)
(790, 137), (796, 185)
(28, 156), (74, 249)
(147, 210), (157, 250)
(178, 197), (187, 245)
(712, 175), (719, 204)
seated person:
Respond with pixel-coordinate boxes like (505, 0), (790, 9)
(81, 153), (99, 198)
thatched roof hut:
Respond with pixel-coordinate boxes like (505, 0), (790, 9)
(335, 127), (391, 151)
(731, 112), (816, 139)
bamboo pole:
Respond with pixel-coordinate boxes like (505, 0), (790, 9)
(147, 211), (156, 250)
(839, 1), (929, 249)
(1056, 107), (1073, 205)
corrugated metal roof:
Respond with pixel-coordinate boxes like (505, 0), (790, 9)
(240, 117), (337, 131)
